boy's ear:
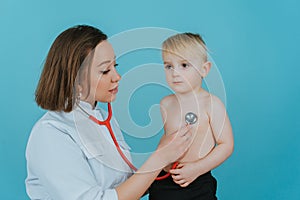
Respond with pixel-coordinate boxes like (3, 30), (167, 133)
(199, 61), (212, 78)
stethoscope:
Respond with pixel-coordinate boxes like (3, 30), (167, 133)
(77, 102), (198, 181)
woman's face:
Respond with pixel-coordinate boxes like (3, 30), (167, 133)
(81, 40), (121, 104)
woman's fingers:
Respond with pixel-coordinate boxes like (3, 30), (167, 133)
(174, 126), (193, 161)
(177, 125), (192, 146)
(178, 124), (190, 137)
(156, 125), (192, 164)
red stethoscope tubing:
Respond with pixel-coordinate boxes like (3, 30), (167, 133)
(86, 103), (177, 180)
(88, 103), (138, 171)
(154, 162), (179, 181)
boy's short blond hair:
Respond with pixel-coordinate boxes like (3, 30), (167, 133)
(162, 33), (207, 63)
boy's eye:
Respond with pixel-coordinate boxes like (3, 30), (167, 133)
(181, 63), (189, 68)
(114, 63), (119, 68)
(164, 65), (172, 70)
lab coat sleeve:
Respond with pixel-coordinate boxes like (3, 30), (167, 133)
(26, 123), (118, 200)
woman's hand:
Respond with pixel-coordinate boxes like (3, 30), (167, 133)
(156, 125), (192, 166)
(115, 126), (192, 200)
(169, 160), (202, 187)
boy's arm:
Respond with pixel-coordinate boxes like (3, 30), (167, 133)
(170, 95), (234, 187)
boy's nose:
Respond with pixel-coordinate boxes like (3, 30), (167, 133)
(172, 68), (180, 77)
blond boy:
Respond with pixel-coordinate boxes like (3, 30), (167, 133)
(149, 33), (234, 200)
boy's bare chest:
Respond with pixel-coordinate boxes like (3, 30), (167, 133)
(164, 105), (210, 134)
(163, 98), (216, 161)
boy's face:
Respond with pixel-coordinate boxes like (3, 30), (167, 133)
(162, 51), (205, 94)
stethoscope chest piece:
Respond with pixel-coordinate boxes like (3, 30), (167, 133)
(185, 112), (198, 125)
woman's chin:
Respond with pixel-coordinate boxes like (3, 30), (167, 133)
(104, 95), (117, 103)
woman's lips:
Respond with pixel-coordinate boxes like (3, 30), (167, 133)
(109, 86), (118, 94)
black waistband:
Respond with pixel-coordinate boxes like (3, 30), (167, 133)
(150, 170), (217, 199)
(154, 170), (213, 185)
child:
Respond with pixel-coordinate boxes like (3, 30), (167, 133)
(149, 33), (234, 200)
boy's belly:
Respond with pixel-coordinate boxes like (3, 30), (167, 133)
(179, 125), (215, 163)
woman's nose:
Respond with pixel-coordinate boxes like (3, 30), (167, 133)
(112, 68), (121, 82)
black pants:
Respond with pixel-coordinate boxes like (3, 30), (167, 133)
(149, 171), (217, 200)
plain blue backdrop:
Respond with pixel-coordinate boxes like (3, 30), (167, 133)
(1, 0), (299, 199)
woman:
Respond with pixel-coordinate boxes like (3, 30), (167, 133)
(25, 25), (191, 200)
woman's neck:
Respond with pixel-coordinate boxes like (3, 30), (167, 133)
(80, 99), (97, 109)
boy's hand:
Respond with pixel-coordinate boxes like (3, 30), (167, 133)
(169, 160), (203, 187)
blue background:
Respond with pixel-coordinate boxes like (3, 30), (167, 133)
(1, 0), (299, 199)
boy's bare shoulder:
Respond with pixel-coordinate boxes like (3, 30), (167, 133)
(160, 94), (176, 107)
(203, 93), (226, 116)
(209, 94), (225, 107)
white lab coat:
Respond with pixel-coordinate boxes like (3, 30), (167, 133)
(25, 101), (133, 200)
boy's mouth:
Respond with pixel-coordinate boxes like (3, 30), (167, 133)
(173, 81), (183, 84)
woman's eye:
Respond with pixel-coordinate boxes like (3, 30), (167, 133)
(101, 63), (118, 74)
(101, 70), (110, 74)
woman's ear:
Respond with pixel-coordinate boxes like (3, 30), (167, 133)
(199, 61), (212, 78)
(77, 84), (83, 99)
(78, 84), (83, 93)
